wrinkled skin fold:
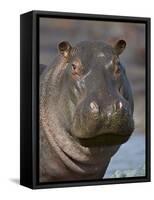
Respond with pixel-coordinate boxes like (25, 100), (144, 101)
(40, 40), (134, 182)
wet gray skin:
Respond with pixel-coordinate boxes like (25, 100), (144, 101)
(40, 40), (134, 182)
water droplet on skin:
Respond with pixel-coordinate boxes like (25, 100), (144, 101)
(90, 101), (99, 113)
(119, 102), (122, 109)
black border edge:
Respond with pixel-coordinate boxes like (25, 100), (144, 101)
(20, 11), (33, 188)
(20, 10), (151, 189)
(25, 10), (150, 22)
(34, 177), (150, 189)
(145, 18), (151, 182)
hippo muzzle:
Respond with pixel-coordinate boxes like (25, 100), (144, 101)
(71, 94), (134, 147)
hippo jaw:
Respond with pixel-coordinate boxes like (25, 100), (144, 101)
(70, 111), (134, 147)
(70, 93), (134, 147)
(76, 133), (132, 147)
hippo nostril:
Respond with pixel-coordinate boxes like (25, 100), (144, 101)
(115, 101), (123, 111)
(90, 101), (99, 114)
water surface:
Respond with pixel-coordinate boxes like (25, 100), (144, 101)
(104, 131), (145, 178)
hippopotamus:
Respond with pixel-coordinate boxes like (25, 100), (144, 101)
(40, 40), (134, 182)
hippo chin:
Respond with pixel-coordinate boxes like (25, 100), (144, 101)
(40, 40), (134, 182)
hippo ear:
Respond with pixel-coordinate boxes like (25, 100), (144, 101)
(58, 41), (72, 58)
(114, 40), (126, 55)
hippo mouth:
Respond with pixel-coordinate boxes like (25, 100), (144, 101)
(71, 108), (134, 147)
(75, 133), (132, 147)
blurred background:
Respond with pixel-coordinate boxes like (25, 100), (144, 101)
(40, 17), (146, 178)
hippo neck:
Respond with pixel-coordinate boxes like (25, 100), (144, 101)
(41, 106), (119, 177)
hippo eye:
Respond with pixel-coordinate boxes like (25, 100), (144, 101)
(72, 63), (77, 71)
(71, 59), (83, 79)
(71, 63), (81, 79)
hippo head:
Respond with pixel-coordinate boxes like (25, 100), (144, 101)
(57, 40), (134, 147)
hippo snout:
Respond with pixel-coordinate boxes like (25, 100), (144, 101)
(89, 98), (131, 118)
(71, 96), (134, 146)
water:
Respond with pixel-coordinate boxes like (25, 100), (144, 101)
(104, 131), (145, 178)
